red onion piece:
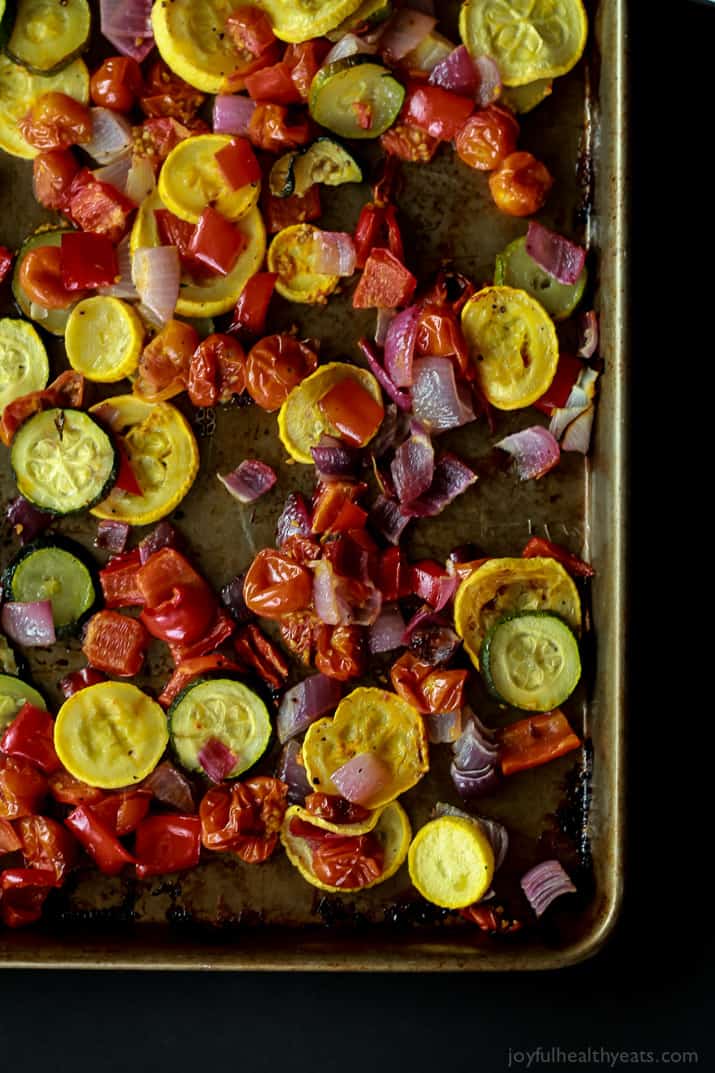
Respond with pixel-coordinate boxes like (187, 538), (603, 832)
(368, 603), (406, 654)
(142, 761), (196, 813)
(383, 304), (420, 388)
(407, 618), (461, 663)
(370, 495), (411, 544)
(520, 860), (576, 917)
(577, 310), (599, 358)
(99, 234), (137, 300)
(390, 421), (434, 505)
(125, 154), (156, 205)
(496, 425), (560, 480)
(323, 33), (377, 66)
(100, 0), (154, 61)
(403, 452), (477, 517)
(85, 108), (133, 164)
(412, 357), (475, 432)
(220, 573), (255, 624)
(95, 519), (130, 553)
(375, 308), (396, 347)
(213, 95), (256, 136)
(218, 459), (277, 504)
(312, 231), (356, 277)
(138, 521), (181, 564)
(1, 601), (56, 647)
(451, 763), (500, 798)
(433, 801), (509, 870)
(132, 246), (180, 326)
(276, 491), (311, 546)
(561, 406), (594, 454)
(473, 55), (502, 108)
(369, 403), (412, 459)
(429, 45), (478, 95)
(330, 752), (391, 806)
(102, 29), (154, 62)
(451, 710), (500, 798)
(6, 497), (52, 545)
(526, 222), (586, 285)
(198, 738), (238, 782)
(312, 560), (351, 627)
(380, 9), (436, 60)
(310, 435), (361, 480)
(426, 711), (463, 744)
(275, 740), (312, 804)
(277, 674), (343, 744)
(358, 338), (412, 412)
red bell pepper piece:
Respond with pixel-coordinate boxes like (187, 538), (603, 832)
(403, 83), (474, 142)
(93, 790), (152, 837)
(498, 711), (582, 776)
(532, 353), (584, 415)
(82, 610), (149, 677)
(0, 817), (21, 854)
(228, 271), (277, 337)
(99, 549), (144, 608)
(138, 548), (217, 646)
(353, 204), (404, 269)
(168, 609), (235, 665)
(317, 378), (385, 448)
(0, 703), (60, 773)
(225, 6), (276, 56)
(47, 770), (105, 807)
(378, 546), (403, 601)
(16, 815), (79, 884)
(0, 757), (48, 820)
(232, 625), (288, 690)
(245, 61), (302, 104)
(410, 559), (450, 606)
(247, 102), (312, 153)
(0, 868), (57, 927)
(214, 137), (262, 188)
(60, 231), (118, 290)
(325, 500), (368, 534)
(134, 814), (202, 877)
(188, 207), (247, 276)
(64, 805), (135, 875)
(311, 482), (367, 535)
(262, 185), (321, 234)
(154, 208), (197, 264)
(352, 248), (416, 309)
(521, 536), (595, 578)
(158, 653), (242, 709)
(0, 245), (14, 283)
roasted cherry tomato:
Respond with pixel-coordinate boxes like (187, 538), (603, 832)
(243, 548), (313, 619)
(67, 168), (136, 243)
(133, 116), (196, 173)
(0, 370), (84, 448)
(0, 757), (48, 820)
(16, 816), (79, 884)
(18, 246), (84, 310)
(315, 624), (365, 681)
(140, 59), (205, 122)
(0, 868), (56, 927)
(403, 83), (474, 142)
(187, 333), (246, 408)
(416, 302), (473, 379)
(19, 92), (92, 150)
(310, 830), (383, 889)
(380, 121), (439, 162)
(247, 102), (312, 153)
(284, 40), (331, 100)
(304, 793), (371, 826)
(137, 548), (216, 646)
(32, 148), (79, 211)
(90, 56), (143, 112)
(390, 651), (468, 714)
(245, 333), (318, 411)
(489, 151), (553, 217)
(134, 814), (202, 877)
(225, 6), (276, 56)
(134, 319), (200, 401)
(0, 818), (21, 853)
(47, 770), (105, 807)
(455, 105), (520, 171)
(262, 185), (322, 234)
(199, 777), (287, 863)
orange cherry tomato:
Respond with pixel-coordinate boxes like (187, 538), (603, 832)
(90, 56), (143, 112)
(134, 319), (201, 401)
(200, 777), (287, 863)
(187, 333), (246, 407)
(18, 246), (86, 310)
(245, 333), (318, 411)
(488, 151), (553, 216)
(455, 105), (520, 171)
(315, 624), (365, 682)
(32, 148), (79, 211)
(310, 830), (383, 889)
(390, 651), (468, 714)
(243, 548), (313, 619)
(303, 793), (371, 826)
(19, 92), (92, 150)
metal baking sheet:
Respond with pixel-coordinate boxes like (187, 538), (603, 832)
(0, 0), (626, 969)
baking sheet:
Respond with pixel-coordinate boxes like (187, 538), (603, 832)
(0, 0), (626, 969)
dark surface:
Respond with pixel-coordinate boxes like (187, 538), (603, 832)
(0, 0), (711, 1068)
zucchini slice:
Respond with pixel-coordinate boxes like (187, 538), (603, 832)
(0, 672), (46, 735)
(169, 677), (272, 779)
(270, 140), (362, 199)
(494, 236), (586, 321)
(3, 538), (97, 637)
(6, 0), (91, 75)
(0, 636), (20, 676)
(309, 56), (405, 140)
(326, 0), (393, 40)
(0, 53), (89, 159)
(268, 151), (300, 199)
(480, 611), (581, 712)
(10, 408), (118, 515)
(0, 317), (49, 414)
(12, 228), (77, 335)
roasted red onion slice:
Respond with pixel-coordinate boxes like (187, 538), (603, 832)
(383, 304), (420, 388)
(311, 436), (361, 480)
(330, 752), (391, 806)
(428, 45), (478, 95)
(85, 108), (133, 164)
(100, 0), (154, 61)
(1, 601), (55, 648)
(138, 521), (181, 564)
(374, 308), (396, 347)
(433, 801), (509, 870)
(93, 153), (132, 193)
(403, 453), (477, 517)
(577, 310), (599, 358)
(323, 32), (377, 66)
(132, 246), (180, 325)
(520, 859), (576, 917)
(277, 674), (343, 744)
(125, 154), (156, 205)
(425, 710), (463, 744)
(276, 491), (312, 545)
(411, 357), (475, 432)
(391, 422), (434, 505)
(276, 740), (312, 804)
(213, 95), (256, 135)
(312, 560), (352, 626)
(198, 738), (237, 782)
(380, 9), (436, 59)
(561, 406), (594, 454)
(370, 495), (411, 544)
(407, 618), (461, 664)
(358, 338), (412, 412)
(142, 761), (196, 813)
(312, 231), (357, 277)
(95, 519), (130, 554)
(496, 426), (560, 480)
(473, 55), (502, 108)
(220, 572), (255, 625)
(368, 604), (406, 654)
(526, 222), (586, 285)
(218, 459), (277, 503)
(6, 497), (52, 545)
(450, 710), (500, 799)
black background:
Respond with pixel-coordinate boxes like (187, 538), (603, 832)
(0, 2), (711, 1068)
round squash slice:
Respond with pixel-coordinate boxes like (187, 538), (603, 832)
(65, 297), (144, 382)
(158, 134), (260, 224)
(408, 815), (495, 909)
(267, 224), (340, 305)
(0, 318), (49, 413)
(0, 54), (89, 159)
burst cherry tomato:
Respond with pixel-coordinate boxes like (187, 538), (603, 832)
(19, 92), (92, 150)
(187, 333), (246, 408)
(90, 56), (143, 112)
(315, 624), (365, 681)
(134, 319), (200, 401)
(245, 334), (318, 411)
(18, 246), (85, 310)
(32, 148), (79, 211)
(199, 777), (287, 863)
(243, 549), (313, 619)
(489, 151), (553, 217)
(137, 548), (216, 646)
(380, 122), (439, 162)
(247, 102), (312, 153)
(16, 816), (79, 884)
(140, 59), (205, 122)
(225, 6), (276, 56)
(455, 105), (520, 171)
(0, 757), (47, 820)
(310, 831), (383, 889)
(304, 794), (371, 826)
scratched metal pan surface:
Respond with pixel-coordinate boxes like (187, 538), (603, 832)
(0, 0), (626, 969)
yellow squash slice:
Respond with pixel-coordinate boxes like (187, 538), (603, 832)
(254, 0), (364, 43)
(277, 361), (382, 464)
(267, 224), (340, 305)
(89, 395), (199, 526)
(303, 687), (429, 810)
(65, 297), (144, 383)
(285, 803), (382, 838)
(459, 0), (588, 87)
(54, 681), (169, 790)
(151, 0), (247, 94)
(0, 54), (89, 159)
(281, 801), (411, 894)
(158, 134), (260, 224)
(0, 318), (49, 413)
(453, 556), (581, 670)
(408, 815), (494, 909)
(460, 285), (558, 410)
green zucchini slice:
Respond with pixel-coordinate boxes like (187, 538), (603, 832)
(269, 150), (300, 198)
(494, 236), (586, 321)
(12, 229), (77, 336)
(4, 538), (97, 636)
(0, 635), (20, 676)
(309, 56), (405, 140)
(481, 611), (581, 712)
(6, 0), (91, 75)
(326, 0), (393, 40)
(293, 137), (362, 195)
(10, 408), (118, 515)
(0, 317), (49, 415)
(169, 676), (272, 779)
(0, 672), (46, 735)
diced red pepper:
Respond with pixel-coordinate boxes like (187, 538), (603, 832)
(64, 805), (135, 875)
(318, 378), (385, 448)
(154, 208), (197, 264)
(60, 231), (118, 291)
(114, 436), (143, 496)
(134, 813), (202, 878)
(403, 83), (474, 142)
(533, 353), (584, 415)
(0, 703), (60, 774)
(225, 6), (276, 56)
(93, 790), (151, 837)
(311, 482), (366, 535)
(353, 204), (404, 269)
(48, 770), (105, 807)
(214, 137), (262, 189)
(228, 271), (277, 336)
(0, 246), (14, 283)
(245, 61), (302, 104)
(168, 609), (235, 665)
(99, 549), (145, 608)
(378, 546), (404, 602)
(498, 711), (582, 776)
(16, 815), (79, 884)
(247, 102), (312, 153)
(82, 611), (149, 678)
(325, 500), (368, 534)
(352, 248), (416, 309)
(410, 559), (450, 606)
(158, 653), (242, 709)
(0, 868), (56, 927)
(521, 536), (595, 577)
(188, 207), (247, 276)
(262, 185), (321, 233)
(232, 624), (289, 690)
